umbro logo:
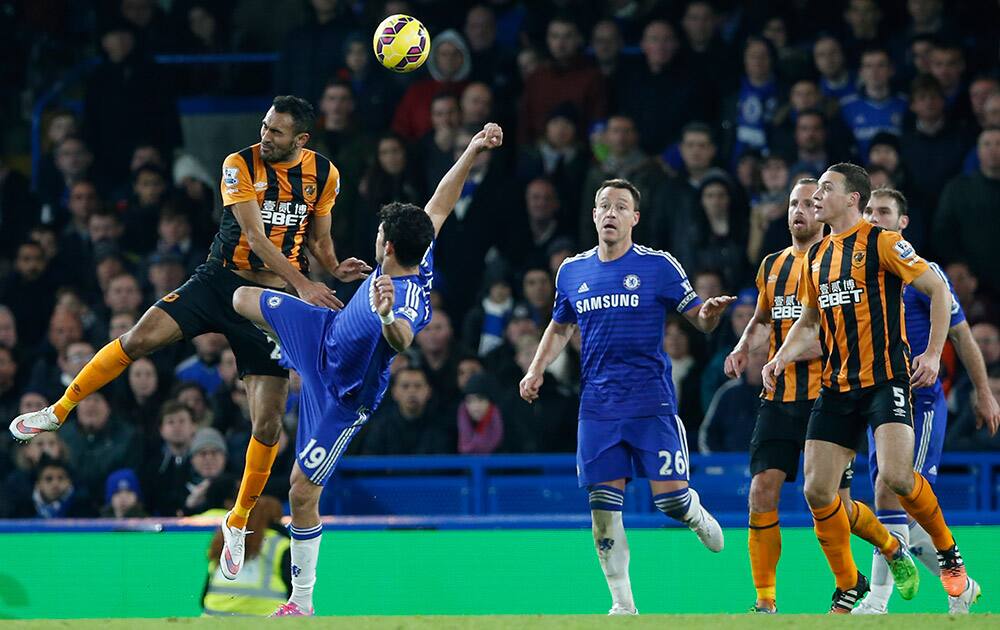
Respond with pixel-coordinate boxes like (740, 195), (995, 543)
(254, 181), (268, 190)
(578, 282), (590, 293)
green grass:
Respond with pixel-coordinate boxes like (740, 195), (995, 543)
(0, 615), (997, 630)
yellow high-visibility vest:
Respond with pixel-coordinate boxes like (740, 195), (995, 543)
(203, 528), (290, 616)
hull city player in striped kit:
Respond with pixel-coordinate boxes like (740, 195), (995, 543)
(229, 124), (503, 617)
(726, 179), (918, 614)
(763, 163), (978, 613)
(852, 187), (999, 615)
(10, 96), (371, 564)
(520, 178), (737, 616)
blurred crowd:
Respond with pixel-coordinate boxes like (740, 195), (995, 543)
(1, 0), (999, 519)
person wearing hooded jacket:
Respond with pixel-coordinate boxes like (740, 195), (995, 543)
(391, 29), (472, 141)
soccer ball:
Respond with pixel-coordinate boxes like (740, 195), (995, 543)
(373, 14), (431, 73)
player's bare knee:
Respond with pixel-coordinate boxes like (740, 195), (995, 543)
(749, 475), (781, 513)
(232, 286), (258, 317)
(881, 468), (915, 497)
(803, 482), (836, 509)
(289, 477), (320, 513)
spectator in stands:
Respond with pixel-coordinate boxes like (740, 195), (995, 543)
(964, 92), (1000, 174)
(338, 34), (404, 135)
(510, 178), (569, 274)
(173, 3), (229, 95)
(901, 74), (974, 245)
(0, 242), (57, 348)
(933, 127), (1000, 293)
(356, 133), (424, 254)
(142, 400), (196, 516)
(100, 467), (147, 518)
(520, 267), (554, 327)
(118, 357), (167, 440)
(971, 322), (1000, 369)
(664, 317), (702, 443)
(969, 76), (1000, 133)
(813, 35), (855, 103)
(120, 164), (170, 256)
(4, 429), (70, 514)
(175, 333), (225, 396)
(701, 288), (757, 411)
(460, 82), (493, 131)
(484, 304), (539, 387)
(393, 29), (471, 141)
(111, 143), (166, 204)
(103, 273), (145, 321)
(171, 154), (215, 244)
(699, 344), (769, 453)
(173, 380), (213, 429)
(38, 136), (93, 224)
(463, 4), (517, 112)
(462, 267), (514, 357)
(274, 0), (358, 106)
(498, 333), (576, 453)
(84, 19), (179, 189)
(60, 390), (139, 502)
(360, 367), (453, 455)
(651, 122), (720, 248)
(456, 372), (504, 454)
(31, 308), (83, 383)
(14, 456), (95, 518)
(590, 19), (623, 81)
(579, 115), (663, 248)
(184, 427), (229, 515)
(145, 252), (188, 307)
(59, 180), (100, 265)
(761, 15), (811, 81)
(108, 312), (137, 344)
(0, 345), (20, 425)
(0, 306), (16, 353)
(945, 365), (1000, 451)
(681, 1), (735, 94)
(518, 16), (606, 145)
(671, 174), (748, 291)
(945, 261), (998, 325)
(841, 47), (907, 158)
(414, 310), (460, 403)
(724, 36), (780, 167)
(867, 131), (909, 190)
(929, 41), (971, 122)
(85, 208), (128, 279)
(417, 93), (462, 196)
(842, 0), (884, 63)
(784, 110), (847, 177)
(616, 19), (706, 156)
(150, 209), (208, 275)
(747, 155), (792, 265)
(515, 105), (589, 227)
(888, 0), (960, 68)
(456, 355), (485, 392)
(29, 340), (93, 404)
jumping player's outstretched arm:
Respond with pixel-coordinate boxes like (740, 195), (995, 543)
(519, 319), (575, 403)
(231, 200), (342, 309)
(424, 123), (503, 237)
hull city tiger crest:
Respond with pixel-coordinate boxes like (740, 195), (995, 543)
(852, 251), (865, 267)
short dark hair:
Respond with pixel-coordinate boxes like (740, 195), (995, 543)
(379, 202), (435, 267)
(681, 121), (714, 143)
(794, 177), (818, 187)
(324, 78), (355, 95)
(860, 45), (892, 63)
(797, 109), (825, 125)
(159, 400), (193, 425)
(827, 162), (871, 210)
(271, 95), (315, 134)
(910, 73), (944, 99)
(595, 178), (641, 211)
(88, 205), (120, 223)
(870, 187), (909, 217)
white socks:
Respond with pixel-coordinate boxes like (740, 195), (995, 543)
(867, 511), (909, 608)
(592, 509), (635, 612)
(288, 524), (322, 611)
(908, 520), (941, 576)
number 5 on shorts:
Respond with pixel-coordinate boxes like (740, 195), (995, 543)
(892, 386), (905, 409)
(659, 450), (687, 476)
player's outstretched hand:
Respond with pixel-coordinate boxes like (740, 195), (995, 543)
(519, 370), (543, 403)
(371, 274), (395, 318)
(333, 257), (373, 283)
(699, 295), (737, 322)
(298, 279), (344, 310)
(910, 352), (940, 389)
(974, 389), (1000, 436)
(761, 356), (786, 394)
(469, 123), (503, 153)
(724, 348), (748, 379)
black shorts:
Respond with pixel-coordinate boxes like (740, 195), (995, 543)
(806, 378), (913, 450)
(751, 399), (853, 488)
(155, 260), (287, 379)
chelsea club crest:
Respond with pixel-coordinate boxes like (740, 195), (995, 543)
(623, 274), (641, 290)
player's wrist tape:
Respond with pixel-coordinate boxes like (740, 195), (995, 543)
(379, 311), (396, 325)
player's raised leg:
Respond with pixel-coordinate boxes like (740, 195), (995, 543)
(589, 478), (637, 615)
(874, 422), (973, 598)
(803, 439), (869, 612)
(9, 305), (182, 441)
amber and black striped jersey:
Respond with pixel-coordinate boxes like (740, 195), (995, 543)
(210, 144), (340, 271)
(756, 246), (822, 402)
(799, 220), (929, 392)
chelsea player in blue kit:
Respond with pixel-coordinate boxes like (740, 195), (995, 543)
(520, 178), (736, 615)
(855, 187), (1000, 615)
(229, 123), (504, 616)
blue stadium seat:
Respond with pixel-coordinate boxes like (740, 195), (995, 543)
(321, 477), (470, 515)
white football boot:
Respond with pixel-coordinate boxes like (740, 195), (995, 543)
(9, 406), (61, 442)
(686, 489), (724, 552)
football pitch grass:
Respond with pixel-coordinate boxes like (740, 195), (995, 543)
(1, 526), (998, 619)
(0, 615), (997, 629)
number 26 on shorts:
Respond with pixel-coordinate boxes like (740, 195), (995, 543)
(658, 450), (687, 476)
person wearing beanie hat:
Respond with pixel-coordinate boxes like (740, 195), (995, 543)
(184, 427), (229, 515)
(101, 468), (147, 518)
(457, 372), (504, 454)
(392, 30), (472, 141)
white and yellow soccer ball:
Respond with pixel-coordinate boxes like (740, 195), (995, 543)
(373, 14), (431, 73)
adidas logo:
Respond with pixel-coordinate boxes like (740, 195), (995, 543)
(928, 465), (937, 476)
(578, 282), (590, 293)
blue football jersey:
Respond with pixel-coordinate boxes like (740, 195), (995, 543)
(840, 92), (907, 158)
(552, 244), (702, 420)
(903, 261), (965, 398)
(325, 242), (434, 412)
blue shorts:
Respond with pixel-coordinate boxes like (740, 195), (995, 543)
(576, 414), (690, 488)
(868, 391), (947, 485)
(260, 290), (369, 486)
